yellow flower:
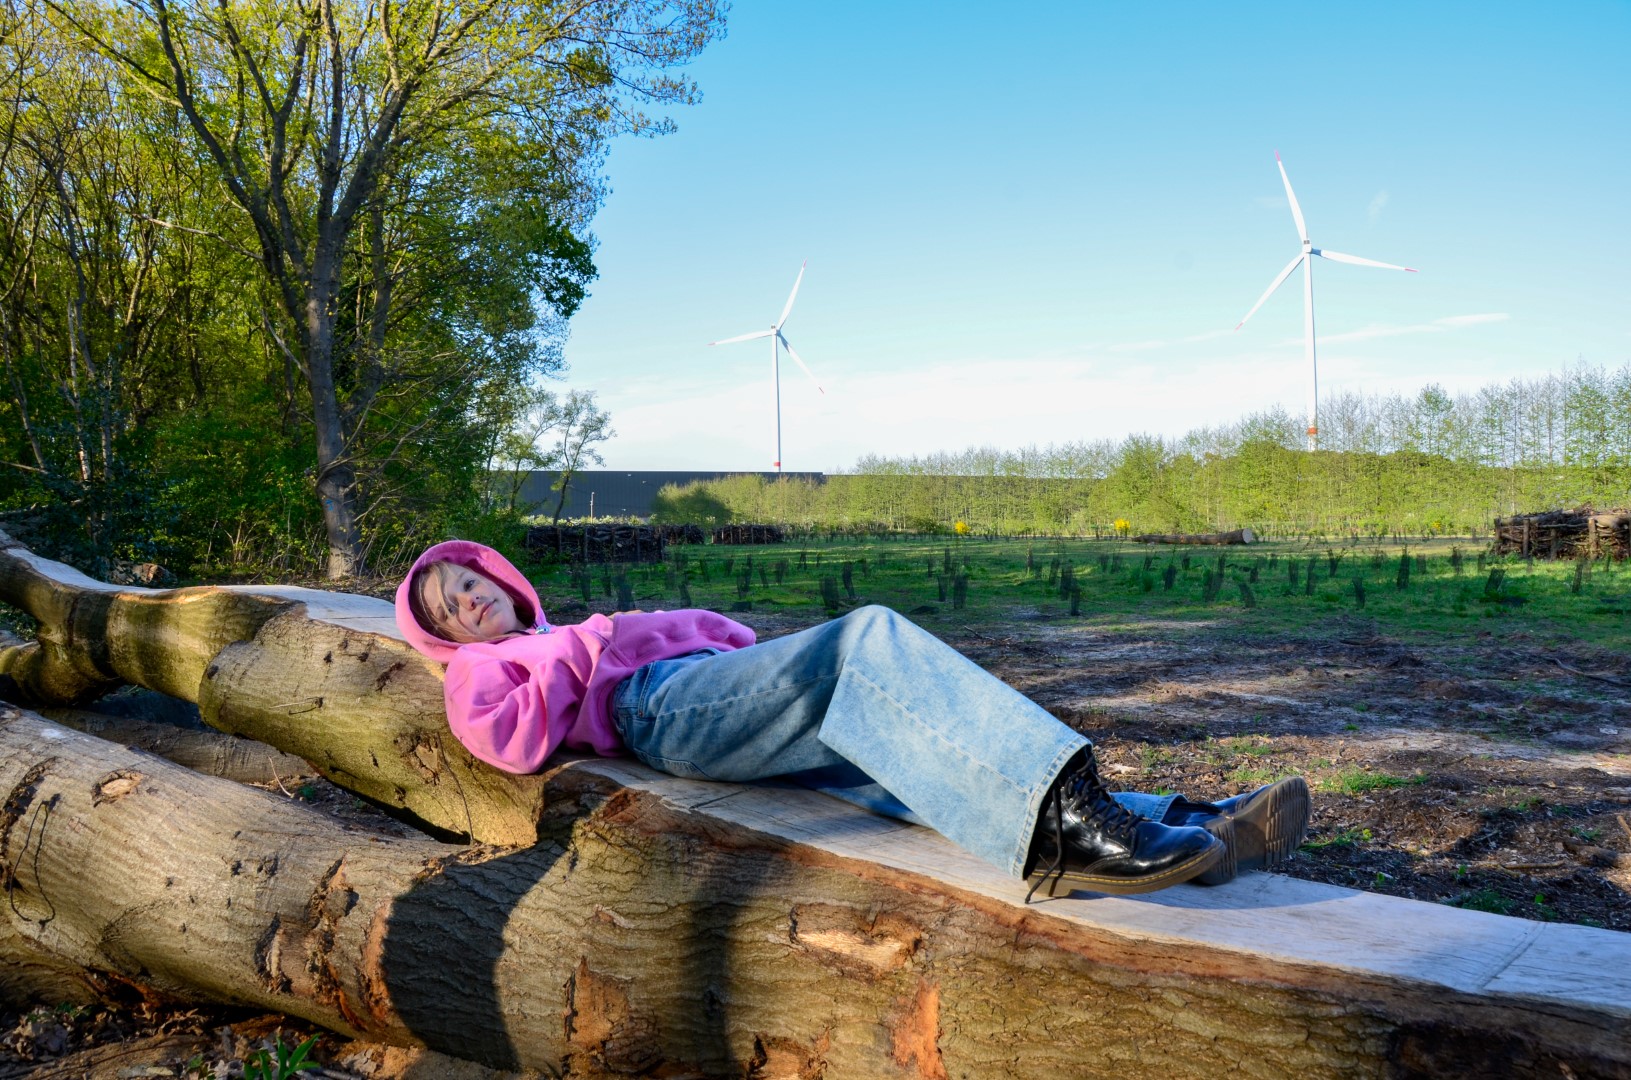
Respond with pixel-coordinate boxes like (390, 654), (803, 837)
(1113, 518), (1131, 535)
(953, 520), (970, 535)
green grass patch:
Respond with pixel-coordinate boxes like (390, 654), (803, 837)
(1446, 888), (1515, 915)
(1137, 744), (1178, 770)
(524, 536), (1631, 655)
(1302, 826), (1372, 850)
(1319, 768), (1427, 795)
(1229, 765), (1294, 786)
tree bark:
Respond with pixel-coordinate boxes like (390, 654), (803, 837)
(4, 706), (1630, 1080)
(35, 703), (315, 786)
(0, 528), (545, 845)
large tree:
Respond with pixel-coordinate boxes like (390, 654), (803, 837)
(47, 0), (724, 577)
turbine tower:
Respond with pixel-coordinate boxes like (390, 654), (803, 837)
(1236, 153), (1417, 451)
(708, 262), (826, 473)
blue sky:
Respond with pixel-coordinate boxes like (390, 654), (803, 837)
(555, 1), (1630, 472)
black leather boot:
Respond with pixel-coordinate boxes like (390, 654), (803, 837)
(1162, 776), (1311, 885)
(1026, 749), (1222, 901)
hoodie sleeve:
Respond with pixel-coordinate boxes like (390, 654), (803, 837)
(441, 650), (557, 774)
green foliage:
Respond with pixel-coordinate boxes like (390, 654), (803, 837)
(643, 365), (1631, 538)
(242, 1034), (320, 1080)
(2, 0), (722, 577)
(652, 484), (734, 526)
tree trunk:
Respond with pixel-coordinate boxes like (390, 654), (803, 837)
(35, 703), (315, 786)
(0, 528), (545, 845)
(4, 705), (1630, 1079)
(552, 470), (573, 525)
(305, 281), (365, 580)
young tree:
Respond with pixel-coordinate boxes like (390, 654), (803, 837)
(544, 390), (613, 524)
(49, 0), (723, 576)
(482, 382), (562, 515)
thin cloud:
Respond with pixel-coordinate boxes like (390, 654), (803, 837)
(1108, 328), (1235, 353)
(1315, 313), (1511, 345)
(1435, 313), (1508, 328)
(1367, 189), (1389, 225)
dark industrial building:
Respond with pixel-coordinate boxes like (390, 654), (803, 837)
(517, 471), (826, 520)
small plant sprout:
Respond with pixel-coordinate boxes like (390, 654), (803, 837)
(242, 1033), (320, 1080)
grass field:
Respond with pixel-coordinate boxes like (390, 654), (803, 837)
(529, 533), (1631, 932)
(532, 535), (1631, 654)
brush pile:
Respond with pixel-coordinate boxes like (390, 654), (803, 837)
(712, 524), (785, 545)
(653, 524), (707, 545)
(1131, 528), (1257, 546)
(524, 523), (667, 563)
(1492, 509), (1630, 560)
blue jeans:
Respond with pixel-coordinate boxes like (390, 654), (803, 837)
(611, 605), (1178, 878)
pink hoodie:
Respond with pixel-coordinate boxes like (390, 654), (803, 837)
(395, 540), (755, 774)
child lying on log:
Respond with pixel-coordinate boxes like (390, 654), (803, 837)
(398, 541), (1310, 900)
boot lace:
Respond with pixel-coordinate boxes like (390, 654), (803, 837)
(1060, 766), (1143, 838)
(1025, 753), (1146, 903)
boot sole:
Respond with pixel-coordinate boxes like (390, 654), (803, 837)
(1029, 837), (1226, 898)
(1195, 776), (1311, 886)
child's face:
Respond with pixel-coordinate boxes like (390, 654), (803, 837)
(422, 565), (525, 642)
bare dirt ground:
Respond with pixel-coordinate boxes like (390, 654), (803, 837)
(5, 606), (1627, 1077)
(930, 611), (1631, 933)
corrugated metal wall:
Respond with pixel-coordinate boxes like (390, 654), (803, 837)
(516, 471), (825, 519)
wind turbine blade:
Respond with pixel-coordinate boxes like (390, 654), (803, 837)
(1275, 151), (1308, 244)
(708, 329), (775, 346)
(1312, 248), (1418, 272)
(1235, 254), (1305, 330)
(775, 261), (807, 329)
(778, 333), (825, 394)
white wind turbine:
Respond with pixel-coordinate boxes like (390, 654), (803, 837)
(708, 261), (826, 473)
(1236, 153), (1417, 451)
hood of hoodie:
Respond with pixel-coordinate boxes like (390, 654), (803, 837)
(395, 540), (547, 664)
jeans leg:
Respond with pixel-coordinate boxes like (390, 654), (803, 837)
(613, 606), (1088, 877)
(612, 639), (925, 822)
(1113, 791), (1179, 821)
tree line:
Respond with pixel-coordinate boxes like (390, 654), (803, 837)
(0, 0), (720, 577)
(652, 363), (1631, 537)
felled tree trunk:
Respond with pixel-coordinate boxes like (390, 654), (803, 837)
(1131, 528), (1257, 546)
(34, 705), (316, 786)
(7, 706), (1629, 1080)
(0, 529), (544, 844)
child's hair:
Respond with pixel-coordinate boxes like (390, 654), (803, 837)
(408, 560), (480, 643)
